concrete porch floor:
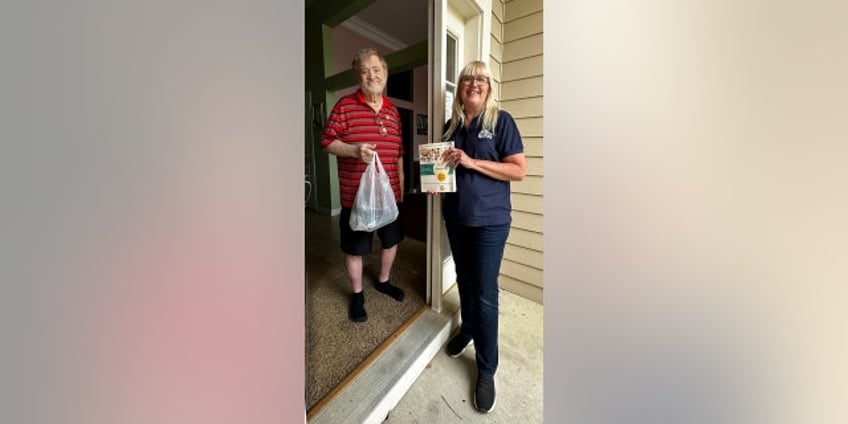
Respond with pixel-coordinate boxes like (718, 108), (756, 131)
(384, 290), (544, 423)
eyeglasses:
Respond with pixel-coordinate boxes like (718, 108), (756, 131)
(460, 75), (489, 86)
(375, 117), (388, 136)
(360, 66), (383, 77)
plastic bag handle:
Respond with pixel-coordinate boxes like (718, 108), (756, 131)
(372, 152), (386, 175)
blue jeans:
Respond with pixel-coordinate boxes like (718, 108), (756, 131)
(445, 222), (510, 380)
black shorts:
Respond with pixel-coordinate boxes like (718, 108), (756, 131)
(338, 207), (404, 256)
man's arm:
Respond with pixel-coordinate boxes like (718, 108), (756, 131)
(323, 140), (376, 163)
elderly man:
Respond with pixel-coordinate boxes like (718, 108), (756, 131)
(321, 47), (406, 323)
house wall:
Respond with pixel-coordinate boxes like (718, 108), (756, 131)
(494, 0), (544, 304)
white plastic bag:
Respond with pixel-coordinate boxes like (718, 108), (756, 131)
(349, 152), (399, 232)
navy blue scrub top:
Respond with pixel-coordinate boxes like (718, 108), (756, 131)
(442, 110), (524, 227)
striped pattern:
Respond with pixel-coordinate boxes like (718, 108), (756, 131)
(493, 0), (545, 304)
(321, 90), (404, 208)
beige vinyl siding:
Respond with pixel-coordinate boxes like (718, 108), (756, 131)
(524, 156), (543, 176)
(497, 0), (543, 303)
(511, 210), (543, 232)
(490, 2), (504, 95)
(502, 33), (543, 62)
(503, 55), (543, 80)
(499, 275), (543, 304)
(523, 136), (543, 157)
(515, 117), (543, 136)
(501, 75), (543, 100)
(504, 244), (544, 269)
(501, 259), (543, 288)
(505, 0), (542, 22)
(491, 21), (503, 50)
(500, 97), (542, 118)
(511, 193), (543, 214)
(490, 35), (503, 63)
(507, 228), (543, 252)
(490, 59), (502, 83)
(503, 12), (543, 42)
(512, 175), (542, 195)
(492, 0), (504, 23)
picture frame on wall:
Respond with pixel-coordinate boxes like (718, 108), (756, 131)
(416, 114), (427, 135)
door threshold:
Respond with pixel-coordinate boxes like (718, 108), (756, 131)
(307, 287), (460, 424)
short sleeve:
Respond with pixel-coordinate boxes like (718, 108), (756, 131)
(496, 110), (524, 158)
(320, 101), (346, 149)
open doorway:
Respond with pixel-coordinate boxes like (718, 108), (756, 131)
(306, 0), (509, 421)
(304, 0), (430, 414)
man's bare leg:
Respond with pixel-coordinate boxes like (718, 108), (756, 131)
(344, 254), (364, 293)
(378, 245), (397, 283)
(374, 245), (404, 301)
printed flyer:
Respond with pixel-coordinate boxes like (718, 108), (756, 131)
(418, 141), (456, 193)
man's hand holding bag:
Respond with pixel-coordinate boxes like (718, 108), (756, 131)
(349, 152), (399, 232)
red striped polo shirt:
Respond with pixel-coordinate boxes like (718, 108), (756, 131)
(321, 89), (404, 208)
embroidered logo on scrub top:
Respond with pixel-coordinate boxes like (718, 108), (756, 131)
(478, 129), (494, 139)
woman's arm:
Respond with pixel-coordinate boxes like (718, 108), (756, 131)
(471, 153), (526, 181)
(445, 149), (526, 182)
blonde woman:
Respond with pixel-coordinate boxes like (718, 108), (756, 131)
(440, 60), (526, 413)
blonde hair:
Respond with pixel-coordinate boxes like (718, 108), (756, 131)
(442, 60), (500, 141)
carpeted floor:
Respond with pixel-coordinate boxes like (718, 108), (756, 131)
(305, 209), (427, 411)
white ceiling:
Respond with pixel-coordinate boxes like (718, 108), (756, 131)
(344, 0), (429, 49)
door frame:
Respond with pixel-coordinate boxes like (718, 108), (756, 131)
(427, 0), (488, 313)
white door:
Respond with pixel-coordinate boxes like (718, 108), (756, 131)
(427, 0), (492, 312)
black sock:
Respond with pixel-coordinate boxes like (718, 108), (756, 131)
(375, 280), (405, 301)
(349, 291), (367, 322)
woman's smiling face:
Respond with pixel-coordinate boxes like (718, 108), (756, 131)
(459, 74), (490, 113)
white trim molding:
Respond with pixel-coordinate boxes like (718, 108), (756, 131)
(340, 16), (407, 51)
